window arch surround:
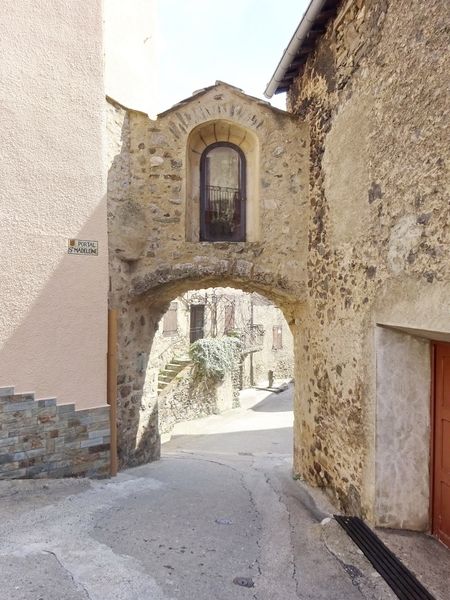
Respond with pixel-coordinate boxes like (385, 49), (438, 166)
(186, 119), (260, 243)
(200, 142), (246, 242)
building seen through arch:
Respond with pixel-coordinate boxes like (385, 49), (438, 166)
(145, 287), (293, 439)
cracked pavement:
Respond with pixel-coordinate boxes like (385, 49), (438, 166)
(0, 384), (442, 599)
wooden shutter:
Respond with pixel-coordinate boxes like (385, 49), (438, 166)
(272, 325), (282, 350)
(224, 304), (235, 333)
(163, 302), (178, 336)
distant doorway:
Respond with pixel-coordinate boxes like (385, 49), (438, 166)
(190, 304), (205, 344)
(432, 342), (450, 548)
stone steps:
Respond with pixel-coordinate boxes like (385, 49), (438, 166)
(157, 357), (191, 393)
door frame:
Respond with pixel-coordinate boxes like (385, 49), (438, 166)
(429, 342), (436, 533)
(430, 341), (450, 545)
(189, 304), (205, 344)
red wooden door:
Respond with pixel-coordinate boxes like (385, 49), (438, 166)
(432, 342), (450, 547)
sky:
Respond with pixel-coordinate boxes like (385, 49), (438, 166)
(156, 0), (310, 114)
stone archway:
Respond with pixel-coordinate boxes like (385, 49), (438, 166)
(115, 265), (304, 468)
(107, 82), (309, 469)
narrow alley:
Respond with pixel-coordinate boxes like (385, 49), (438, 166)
(1, 384), (447, 600)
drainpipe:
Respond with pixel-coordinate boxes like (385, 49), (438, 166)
(264, 0), (328, 99)
(107, 309), (118, 477)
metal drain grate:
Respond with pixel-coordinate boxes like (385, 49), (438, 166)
(334, 515), (435, 600)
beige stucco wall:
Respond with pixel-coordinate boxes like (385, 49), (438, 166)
(104, 0), (158, 117)
(0, 1), (108, 409)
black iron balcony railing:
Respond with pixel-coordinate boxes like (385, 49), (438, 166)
(205, 185), (240, 228)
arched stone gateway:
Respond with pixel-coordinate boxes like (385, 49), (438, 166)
(107, 82), (309, 468)
(117, 275), (302, 468)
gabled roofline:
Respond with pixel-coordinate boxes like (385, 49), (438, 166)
(157, 80), (294, 119)
(264, 0), (338, 98)
(106, 95), (150, 117)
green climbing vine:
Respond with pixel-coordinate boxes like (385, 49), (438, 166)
(189, 336), (242, 382)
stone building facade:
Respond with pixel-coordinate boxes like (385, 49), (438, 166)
(108, 0), (449, 544)
(246, 293), (294, 387)
(265, 0), (449, 537)
(107, 83), (308, 467)
(147, 288), (294, 436)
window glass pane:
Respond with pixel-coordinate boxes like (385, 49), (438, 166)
(206, 146), (239, 189)
(200, 143), (245, 242)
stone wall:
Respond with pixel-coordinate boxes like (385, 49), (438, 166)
(109, 83), (309, 299)
(107, 5), (449, 531)
(0, 388), (110, 478)
(287, 0), (449, 523)
(249, 297), (294, 386)
(107, 84), (309, 468)
(158, 366), (235, 436)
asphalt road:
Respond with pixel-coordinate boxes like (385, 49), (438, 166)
(0, 384), (427, 599)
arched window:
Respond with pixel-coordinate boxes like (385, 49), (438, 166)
(200, 142), (246, 242)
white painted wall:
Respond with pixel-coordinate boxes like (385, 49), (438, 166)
(104, 0), (158, 116)
(375, 327), (431, 530)
(0, 1), (108, 408)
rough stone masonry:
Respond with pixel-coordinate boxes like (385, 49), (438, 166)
(107, 83), (310, 468)
(106, 0), (449, 532)
(286, 0), (449, 525)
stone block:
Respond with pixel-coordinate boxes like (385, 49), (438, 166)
(56, 403), (75, 414)
(4, 401), (34, 412)
(37, 398), (57, 408)
(0, 436), (18, 447)
(25, 465), (48, 477)
(0, 387), (14, 397)
(80, 437), (105, 449)
(0, 461), (20, 472)
(88, 443), (110, 454)
(88, 428), (110, 439)
(1, 468), (28, 478)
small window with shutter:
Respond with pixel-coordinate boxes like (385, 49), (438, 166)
(272, 325), (282, 350)
(224, 304), (235, 334)
(163, 302), (178, 336)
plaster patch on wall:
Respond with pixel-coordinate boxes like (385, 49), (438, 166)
(387, 215), (422, 274)
(323, 95), (370, 246)
(375, 326), (430, 530)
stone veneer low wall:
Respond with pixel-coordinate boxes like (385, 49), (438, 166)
(0, 387), (110, 479)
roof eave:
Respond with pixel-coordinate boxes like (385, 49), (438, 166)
(264, 0), (338, 98)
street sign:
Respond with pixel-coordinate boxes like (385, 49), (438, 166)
(68, 239), (98, 255)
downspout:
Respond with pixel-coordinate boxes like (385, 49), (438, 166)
(264, 0), (328, 98)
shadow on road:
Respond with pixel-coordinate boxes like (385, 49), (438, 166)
(250, 390), (293, 413)
(165, 426), (292, 456)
